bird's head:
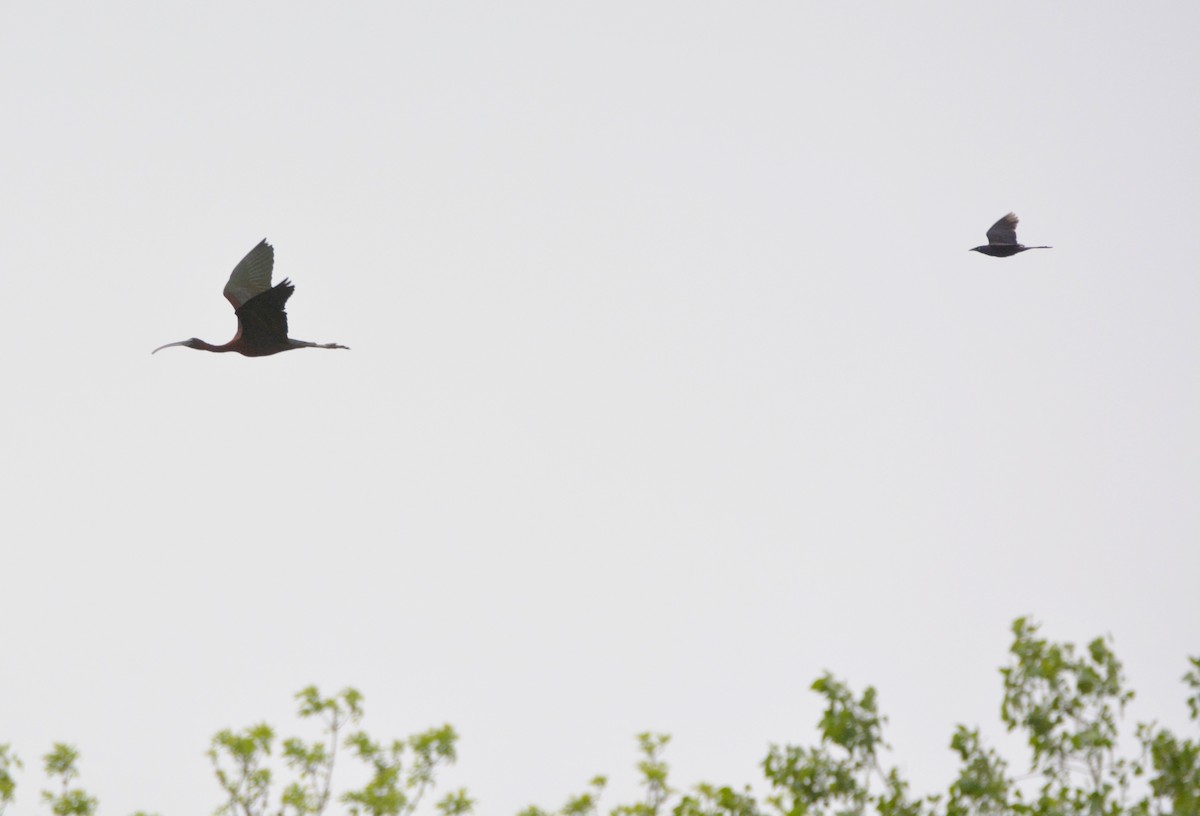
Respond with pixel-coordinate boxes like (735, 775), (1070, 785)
(152, 337), (202, 354)
(969, 246), (984, 253)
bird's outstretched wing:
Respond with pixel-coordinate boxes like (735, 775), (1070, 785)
(223, 239), (275, 310)
(985, 213), (1020, 246)
(234, 279), (294, 350)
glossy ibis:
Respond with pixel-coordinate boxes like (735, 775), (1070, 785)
(153, 239), (349, 356)
(969, 213), (1052, 257)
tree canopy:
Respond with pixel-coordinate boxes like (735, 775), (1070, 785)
(2, 618), (1196, 816)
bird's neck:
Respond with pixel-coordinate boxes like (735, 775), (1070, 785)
(193, 339), (234, 353)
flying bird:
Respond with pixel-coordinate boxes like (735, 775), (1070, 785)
(969, 213), (1052, 257)
(153, 239), (349, 356)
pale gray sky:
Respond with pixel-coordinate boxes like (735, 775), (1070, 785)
(1, 3), (1198, 814)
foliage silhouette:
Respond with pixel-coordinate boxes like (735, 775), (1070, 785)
(1, 619), (1196, 816)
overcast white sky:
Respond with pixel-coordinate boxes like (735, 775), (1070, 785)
(1, 3), (1198, 814)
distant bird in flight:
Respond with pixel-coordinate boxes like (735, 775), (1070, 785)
(153, 239), (349, 356)
(969, 213), (1052, 257)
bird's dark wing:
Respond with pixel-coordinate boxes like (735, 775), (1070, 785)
(234, 279), (294, 348)
(986, 213), (1020, 246)
(224, 239), (275, 310)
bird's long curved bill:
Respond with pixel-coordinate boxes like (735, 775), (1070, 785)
(152, 340), (189, 354)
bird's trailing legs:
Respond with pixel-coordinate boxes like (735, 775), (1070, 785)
(290, 340), (350, 350)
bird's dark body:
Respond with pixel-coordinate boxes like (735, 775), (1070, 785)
(969, 244), (1045, 258)
(232, 279), (297, 356)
